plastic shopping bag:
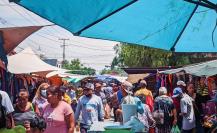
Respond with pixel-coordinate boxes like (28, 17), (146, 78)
(124, 116), (148, 133)
(171, 125), (181, 133)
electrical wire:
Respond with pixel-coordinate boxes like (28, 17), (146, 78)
(35, 33), (115, 51)
(38, 30), (115, 48)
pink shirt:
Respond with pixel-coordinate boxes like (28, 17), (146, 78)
(43, 101), (73, 133)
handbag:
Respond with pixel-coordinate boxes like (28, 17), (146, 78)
(152, 103), (164, 125)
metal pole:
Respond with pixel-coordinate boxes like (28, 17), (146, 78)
(59, 38), (69, 65)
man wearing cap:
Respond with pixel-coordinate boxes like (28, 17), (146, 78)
(172, 85), (196, 133)
(75, 83), (104, 133)
(176, 80), (187, 92)
(94, 82), (109, 119)
(172, 80), (187, 129)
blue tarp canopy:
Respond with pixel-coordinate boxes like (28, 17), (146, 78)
(12, 0), (217, 52)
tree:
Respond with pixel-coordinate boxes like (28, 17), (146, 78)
(112, 43), (191, 68)
(100, 67), (126, 76)
(63, 59), (96, 75)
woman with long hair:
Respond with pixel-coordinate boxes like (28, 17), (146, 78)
(32, 83), (49, 116)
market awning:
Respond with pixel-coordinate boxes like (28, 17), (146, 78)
(12, 0), (217, 52)
(160, 59), (217, 76)
(8, 47), (63, 74)
(1, 26), (42, 54)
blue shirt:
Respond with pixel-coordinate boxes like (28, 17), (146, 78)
(75, 94), (104, 126)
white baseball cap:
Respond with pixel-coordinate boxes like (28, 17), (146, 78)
(177, 80), (186, 87)
(84, 83), (94, 90)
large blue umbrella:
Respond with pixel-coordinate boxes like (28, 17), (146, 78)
(11, 0), (217, 52)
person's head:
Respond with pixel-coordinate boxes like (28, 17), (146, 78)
(46, 85), (62, 105)
(200, 76), (206, 86)
(139, 79), (147, 88)
(30, 117), (46, 133)
(159, 87), (167, 96)
(76, 87), (83, 98)
(36, 83), (49, 98)
(83, 83), (94, 97)
(66, 84), (75, 91)
(172, 87), (183, 100)
(187, 82), (194, 96)
(71, 98), (77, 104)
(177, 80), (186, 92)
(95, 82), (102, 92)
(60, 86), (67, 95)
(121, 81), (133, 96)
(111, 83), (119, 92)
(17, 89), (29, 107)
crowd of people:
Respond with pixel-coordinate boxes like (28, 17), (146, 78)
(0, 76), (217, 133)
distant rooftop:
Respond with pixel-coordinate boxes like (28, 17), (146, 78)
(43, 59), (58, 66)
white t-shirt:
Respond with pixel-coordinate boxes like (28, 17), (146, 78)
(180, 94), (196, 130)
(0, 90), (14, 114)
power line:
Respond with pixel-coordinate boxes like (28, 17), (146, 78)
(38, 29), (114, 48)
(36, 33), (115, 51)
(3, 1), (36, 26)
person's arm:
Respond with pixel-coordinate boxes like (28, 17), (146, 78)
(6, 113), (14, 129)
(172, 108), (177, 125)
(33, 103), (40, 116)
(180, 100), (187, 116)
(98, 98), (104, 121)
(74, 99), (81, 122)
(65, 113), (75, 133)
(145, 105), (156, 127)
(2, 91), (15, 128)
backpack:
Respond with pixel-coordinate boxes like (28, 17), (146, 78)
(0, 94), (7, 128)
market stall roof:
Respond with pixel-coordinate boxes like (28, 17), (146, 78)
(122, 67), (178, 74)
(12, 0), (217, 52)
(127, 73), (149, 84)
(8, 47), (63, 74)
(160, 59), (217, 76)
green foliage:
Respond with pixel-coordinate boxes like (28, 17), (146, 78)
(63, 59), (96, 75)
(100, 67), (126, 76)
(112, 43), (191, 67)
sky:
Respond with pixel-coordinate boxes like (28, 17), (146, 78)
(0, 0), (118, 72)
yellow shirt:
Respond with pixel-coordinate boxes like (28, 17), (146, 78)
(135, 88), (153, 99)
(63, 93), (72, 104)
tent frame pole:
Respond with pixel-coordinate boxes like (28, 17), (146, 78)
(170, 3), (199, 51)
(74, 0), (138, 35)
(184, 0), (217, 10)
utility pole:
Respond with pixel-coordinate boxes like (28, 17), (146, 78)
(59, 38), (69, 65)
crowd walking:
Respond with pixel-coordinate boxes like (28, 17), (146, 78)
(0, 76), (217, 133)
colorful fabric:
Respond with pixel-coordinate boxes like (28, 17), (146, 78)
(197, 85), (209, 96)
